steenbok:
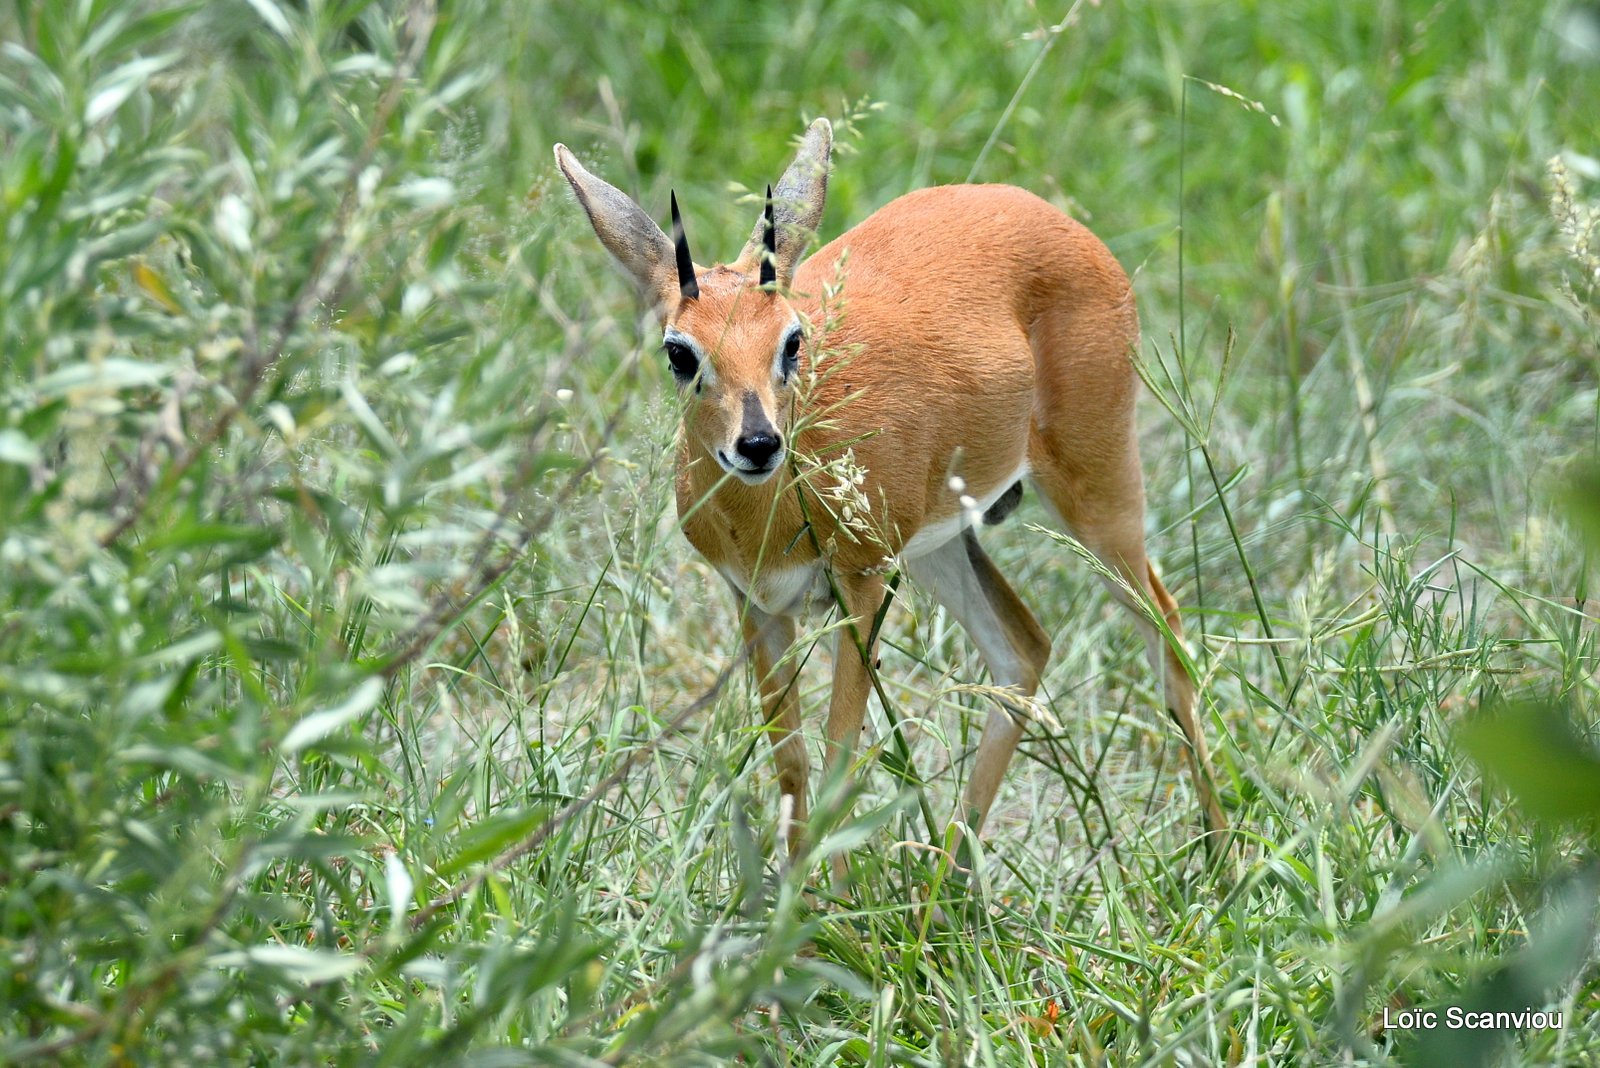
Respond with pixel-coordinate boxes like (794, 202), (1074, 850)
(553, 119), (1226, 872)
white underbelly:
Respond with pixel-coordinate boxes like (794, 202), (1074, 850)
(720, 562), (827, 615)
(899, 460), (1029, 560)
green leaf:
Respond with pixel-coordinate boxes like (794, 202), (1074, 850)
(0, 429), (40, 466)
(386, 852), (414, 927)
(812, 791), (914, 859)
(79, 216), (167, 269)
(214, 194), (253, 253)
(118, 744), (244, 783)
(1565, 463), (1600, 556)
(1458, 701), (1600, 822)
(241, 0), (294, 38)
(33, 357), (169, 398)
(437, 805), (552, 876)
(81, 4), (203, 65)
(209, 945), (365, 985)
(396, 176), (455, 209)
(283, 677), (384, 754)
(85, 53), (176, 123)
(131, 630), (224, 671)
(141, 522), (280, 556)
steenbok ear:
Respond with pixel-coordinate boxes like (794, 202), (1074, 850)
(553, 144), (693, 312)
(737, 118), (832, 287)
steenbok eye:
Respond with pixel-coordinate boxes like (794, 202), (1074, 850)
(780, 332), (801, 378)
(664, 340), (698, 380)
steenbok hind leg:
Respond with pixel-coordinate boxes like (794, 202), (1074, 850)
(1030, 455), (1228, 841)
(1138, 558), (1227, 838)
(904, 530), (1051, 837)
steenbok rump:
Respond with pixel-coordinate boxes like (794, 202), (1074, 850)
(553, 119), (1226, 872)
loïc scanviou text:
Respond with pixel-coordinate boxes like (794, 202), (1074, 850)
(1383, 1006), (1566, 1030)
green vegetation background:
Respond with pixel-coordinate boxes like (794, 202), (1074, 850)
(3, 0), (1599, 1063)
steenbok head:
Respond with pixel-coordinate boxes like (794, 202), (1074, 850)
(553, 120), (833, 484)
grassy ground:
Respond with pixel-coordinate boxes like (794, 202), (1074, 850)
(4, 0), (1600, 1063)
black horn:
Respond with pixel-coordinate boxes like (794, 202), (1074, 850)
(759, 184), (776, 287)
(670, 191), (698, 300)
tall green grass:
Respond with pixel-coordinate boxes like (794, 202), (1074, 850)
(2, 0), (1598, 1063)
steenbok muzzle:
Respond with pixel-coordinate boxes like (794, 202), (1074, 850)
(553, 119), (1226, 875)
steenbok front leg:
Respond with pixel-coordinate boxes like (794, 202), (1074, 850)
(905, 530), (1052, 837)
(819, 571), (885, 885)
(740, 603), (808, 855)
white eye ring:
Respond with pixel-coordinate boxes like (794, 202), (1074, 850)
(775, 323), (803, 381)
(662, 329), (711, 389)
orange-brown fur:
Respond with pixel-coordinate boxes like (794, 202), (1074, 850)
(554, 121), (1227, 878)
(672, 184), (1139, 581)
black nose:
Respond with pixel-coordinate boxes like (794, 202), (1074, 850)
(734, 431), (782, 468)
